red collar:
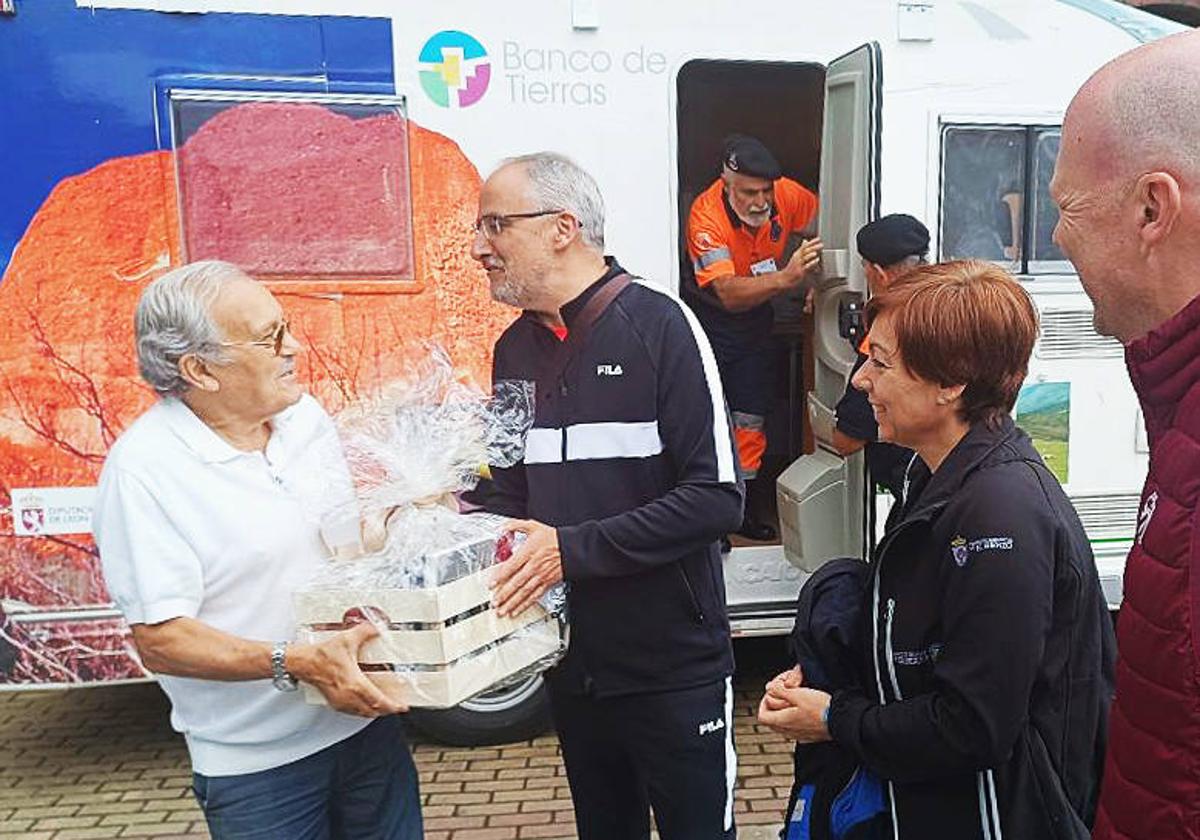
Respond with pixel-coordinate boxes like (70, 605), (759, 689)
(1126, 290), (1200, 409)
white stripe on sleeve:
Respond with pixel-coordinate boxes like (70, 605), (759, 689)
(524, 422), (664, 464)
(567, 421), (663, 461)
(633, 280), (738, 483)
(524, 428), (563, 465)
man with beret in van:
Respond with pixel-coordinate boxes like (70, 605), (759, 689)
(685, 135), (822, 543)
(832, 213), (930, 502)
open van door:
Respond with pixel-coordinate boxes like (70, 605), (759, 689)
(777, 43), (881, 571)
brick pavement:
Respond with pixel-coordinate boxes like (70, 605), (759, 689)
(0, 640), (794, 839)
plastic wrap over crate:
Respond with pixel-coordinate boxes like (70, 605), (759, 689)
(295, 347), (565, 708)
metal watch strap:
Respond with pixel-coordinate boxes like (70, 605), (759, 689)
(270, 641), (298, 692)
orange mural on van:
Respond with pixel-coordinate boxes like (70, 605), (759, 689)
(0, 106), (512, 685)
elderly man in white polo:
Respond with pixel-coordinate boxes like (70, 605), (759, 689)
(93, 260), (422, 840)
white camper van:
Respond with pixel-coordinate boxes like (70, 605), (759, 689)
(0, 0), (1180, 744)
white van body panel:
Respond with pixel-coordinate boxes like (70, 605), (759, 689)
(72, 0), (1179, 624)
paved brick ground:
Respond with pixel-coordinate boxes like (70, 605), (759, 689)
(0, 639), (794, 839)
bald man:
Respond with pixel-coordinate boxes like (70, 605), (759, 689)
(1051, 29), (1200, 840)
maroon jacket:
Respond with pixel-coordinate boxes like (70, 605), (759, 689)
(1094, 293), (1200, 840)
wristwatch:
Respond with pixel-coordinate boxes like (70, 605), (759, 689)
(270, 641), (299, 692)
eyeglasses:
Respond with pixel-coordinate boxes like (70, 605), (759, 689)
(473, 209), (565, 240)
(220, 320), (290, 356)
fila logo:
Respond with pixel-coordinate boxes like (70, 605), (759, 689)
(596, 364), (623, 376)
(698, 718), (725, 736)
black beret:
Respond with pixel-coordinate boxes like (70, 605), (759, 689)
(722, 134), (782, 181)
(856, 214), (931, 267)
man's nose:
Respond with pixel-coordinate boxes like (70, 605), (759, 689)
(470, 229), (490, 260)
(280, 328), (302, 357)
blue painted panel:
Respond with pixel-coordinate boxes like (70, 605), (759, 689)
(1055, 0), (1187, 42)
(0, 1), (395, 277)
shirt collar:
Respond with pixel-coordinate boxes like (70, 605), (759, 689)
(557, 256), (625, 328)
(899, 415), (1025, 522)
(1125, 290), (1200, 410)
(160, 395), (303, 464)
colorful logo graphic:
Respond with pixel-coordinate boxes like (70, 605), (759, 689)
(19, 499), (46, 536)
(419, 30), (491, 109)
(950, 536), (968, 567)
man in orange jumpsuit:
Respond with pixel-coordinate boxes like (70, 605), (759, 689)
(685, 135), (822, 541)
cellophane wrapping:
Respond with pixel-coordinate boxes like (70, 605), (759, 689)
(294, 347), (567, 709)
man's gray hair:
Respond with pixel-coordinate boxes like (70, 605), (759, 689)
(503, 152), (606, 250)
(892, 254), (926, 270)
(135, 260), (244, 397)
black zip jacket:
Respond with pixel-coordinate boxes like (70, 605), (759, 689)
(477, 259), (743, 697)
(827, 416), (1116, 839)
(784, 557), (889, 839)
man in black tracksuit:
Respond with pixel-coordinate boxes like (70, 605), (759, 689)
(469, 152), (744, 840)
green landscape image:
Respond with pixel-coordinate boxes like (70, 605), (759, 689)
(1015, 381), (1070, 484)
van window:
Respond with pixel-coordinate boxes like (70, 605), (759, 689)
(1029, 129), (1071, 273)
(169, 91), (415, 284)
(939, 124), (1067, 276)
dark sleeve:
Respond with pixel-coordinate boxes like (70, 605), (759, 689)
(827, 468), (1056, 783)
(834, 356), (878, 442)
(556, 303), (744, 580)
(468, 464), (528, 519)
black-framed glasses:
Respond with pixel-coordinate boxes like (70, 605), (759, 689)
(473, 209), (565, 240)
(220, 319), (290, 356)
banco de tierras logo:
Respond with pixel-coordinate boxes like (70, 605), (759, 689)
(419, 30), (491, 108)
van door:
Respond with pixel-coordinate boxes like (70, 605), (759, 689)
(776, 42), (881, 571)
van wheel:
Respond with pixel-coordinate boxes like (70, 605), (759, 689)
(408, 675), (552, 746)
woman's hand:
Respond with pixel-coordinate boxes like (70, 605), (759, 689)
(761, 666), (804, 711)
(757, 675), (833, 744)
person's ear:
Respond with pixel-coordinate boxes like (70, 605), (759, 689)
(553, 213), (580, 250)
(179, 353), (221, 392)
(936, 383), (966, 406)
(1135, 171), (1182, 249)
(864, 262), (885, 292)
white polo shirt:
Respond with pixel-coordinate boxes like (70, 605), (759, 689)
(93, 394), (369, 777)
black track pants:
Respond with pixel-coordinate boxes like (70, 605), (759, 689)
(550, 678), (738, 840)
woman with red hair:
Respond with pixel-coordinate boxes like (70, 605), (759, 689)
(760, 261), (1114, 839)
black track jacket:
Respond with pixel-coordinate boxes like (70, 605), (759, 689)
(477, 259), (743, 697)
(827, 416), (1115, 839)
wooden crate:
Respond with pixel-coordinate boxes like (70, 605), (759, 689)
(295, 566), (563, 708)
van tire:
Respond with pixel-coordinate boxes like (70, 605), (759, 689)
(408, 675), (552, 746)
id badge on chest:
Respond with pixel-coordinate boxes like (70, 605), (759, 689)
(749, 257), (778, 276)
